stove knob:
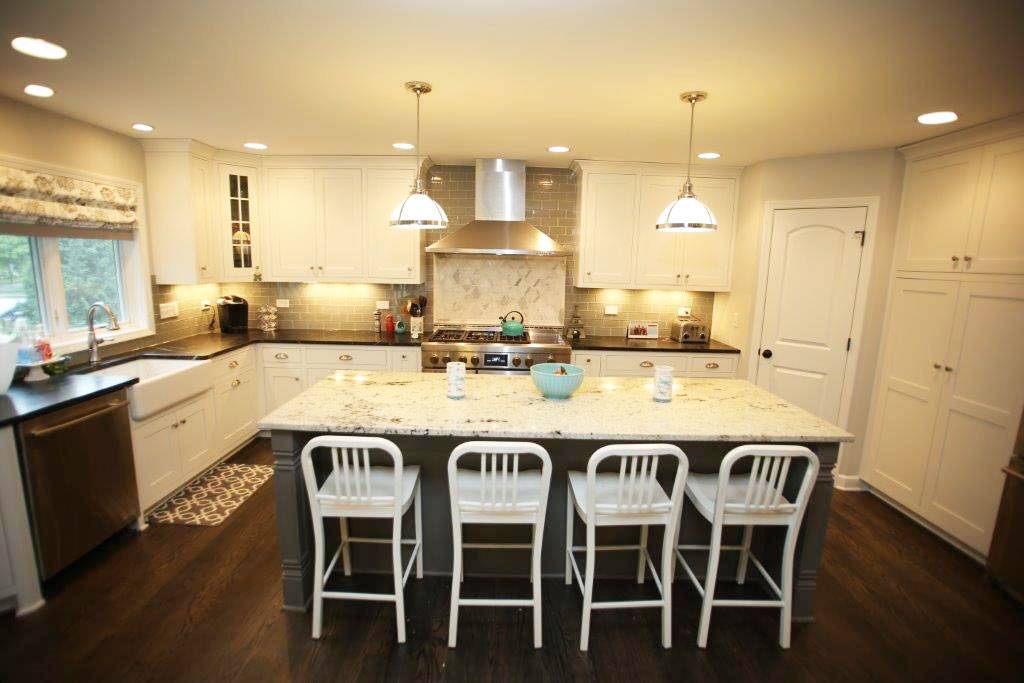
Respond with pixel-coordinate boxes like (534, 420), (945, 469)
(458, 355), (467, 364)
(470, 356), (480, 366)
(512, 357), (521, 367)
(699, 332), (707, 340)
(525, 357), (534, 368)
(429, 354), (440, 365)
(442, 355), (452, 364)
(682, 332), (690, 340)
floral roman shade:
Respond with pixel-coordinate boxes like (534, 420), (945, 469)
(0, 164), (138, 235)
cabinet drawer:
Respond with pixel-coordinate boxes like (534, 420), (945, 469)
(305, 345), (389, 369)
(211, 346), (256, 378)
(687, 354), (737, 376)
(602, 353), (688, 376)
(261, 345), (302, 365)
(571, 352), (602, 374)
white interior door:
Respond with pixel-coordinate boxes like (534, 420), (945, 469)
(755, 206), (867, 422)
(919, 282), (1024, 553)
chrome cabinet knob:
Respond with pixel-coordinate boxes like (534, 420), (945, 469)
(951, 255), (960, 265)
(933, 362), (942, 369)
(639, 360), (654, 368)
(231, 378), (241, 388)
(275, 352), (289, 359)
(705, 362), (719, 369)
(338, 354), (353, 361)
(228, 360), (239, 368)
(944, 365), (954, 372)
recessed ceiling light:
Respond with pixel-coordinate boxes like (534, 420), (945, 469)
(243, 142), (268, 150)
(697, 152), (721, 160)
(132, 123), (154, 132)
(11, 37), (67, 60)
(547, 145), (571, 153)
(917, 111), (958, 125)
(392, 142), (414, 150)
(24, 84), (54, 98)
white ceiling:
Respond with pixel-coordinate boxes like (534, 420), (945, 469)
(2, 1), (1022, 167)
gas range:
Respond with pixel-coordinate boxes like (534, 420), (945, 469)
(421, 326), (572, 373)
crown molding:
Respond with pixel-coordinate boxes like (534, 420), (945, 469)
(899, 112), (1024, 160)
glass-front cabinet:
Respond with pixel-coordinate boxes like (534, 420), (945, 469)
(218, 163), (261, 281)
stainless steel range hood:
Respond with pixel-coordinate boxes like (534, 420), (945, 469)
(426, 159), (566, 256)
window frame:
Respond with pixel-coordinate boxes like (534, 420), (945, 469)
(0, 154), (155, 355)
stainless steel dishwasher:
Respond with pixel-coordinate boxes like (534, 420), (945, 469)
(18, 389), (139, 579)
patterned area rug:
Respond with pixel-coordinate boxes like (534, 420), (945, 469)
(150, 463), (274, 526)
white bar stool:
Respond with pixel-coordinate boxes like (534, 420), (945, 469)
(565, 444), (689, 650)
(675, 444), (819, 649)
(447, 441), (552, 649)
(299, 435), (423, 643)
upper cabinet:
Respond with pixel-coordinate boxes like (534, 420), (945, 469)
(573, 161), (739, 291)
(218, 163), (262, 282)
(261, 161), (423, 283)
(895, 132), (1024, 275)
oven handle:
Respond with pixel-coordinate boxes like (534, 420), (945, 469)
(26, 399), (129, 438)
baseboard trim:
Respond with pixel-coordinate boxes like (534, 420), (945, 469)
(863, 484), (986, 564)
(833, 474), (864, 491)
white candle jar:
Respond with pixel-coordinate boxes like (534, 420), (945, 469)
(653, 365), (674, 402)
(446, 361), (466, 399)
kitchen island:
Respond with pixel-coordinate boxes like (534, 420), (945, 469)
(260, 372), (852, 620)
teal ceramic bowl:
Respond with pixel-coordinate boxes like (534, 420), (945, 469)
(530, 363), (585, 399)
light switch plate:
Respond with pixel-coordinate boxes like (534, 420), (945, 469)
(604, 305), (619, 315)
(677, 306), (691, 317)
(376, 300), (390, 310)
(159, 302), (179, 319)
(276, 299), (290, 308)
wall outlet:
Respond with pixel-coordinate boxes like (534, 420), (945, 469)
(158, 302), (179, 319)
(376, 300), (391, 310)
(276, 299), (290, 308)
(604, 305), (619, 315)
(200, 299), (212, 312)
(677, 306), (691, 317)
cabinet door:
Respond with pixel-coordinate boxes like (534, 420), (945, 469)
(388, 348), (420, 372)
(132, 412), (181, 510)
(264, 168), (318, 280)
(214, 369), (259, 456)
(571, 352), (602, 376)
(177, 393), (216, 479)
(863, 279), (959, 509)
(264, 368), (306, 413)
(919, 282), (1024, 553)
(0, 506), (15, 597)
(219, 164), (260, 282)
(681, 177), (737, 290)
(964, 136), (1024, 275)
(364, 168), (422, 282)
(895, 149), (982, 272)
(189, 155), (219, 282)
(579, 172), (638, 287)
(317, 168), (365, 279)
(634, 175), (685, 288)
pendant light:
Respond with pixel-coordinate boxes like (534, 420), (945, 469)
(656, 91), (717, 232)
(390, 81), (449, 230)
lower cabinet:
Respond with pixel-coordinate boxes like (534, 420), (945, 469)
(132, 391), (216, 511)
(570, 350), (738, 378)
(264, 368), (306, 413)
(213, 368), (259, 457)
(0, 504), (15, 604)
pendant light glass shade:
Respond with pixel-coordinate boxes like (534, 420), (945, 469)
(656, 91), (717, 233)
(390, 81), (448, 230)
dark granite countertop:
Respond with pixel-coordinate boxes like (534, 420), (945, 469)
(570, 336), (740, 353)
(0, 374), (138, 428)
(131, 329), (420, 361)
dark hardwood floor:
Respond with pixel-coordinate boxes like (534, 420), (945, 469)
(2, 438), (1022, 682)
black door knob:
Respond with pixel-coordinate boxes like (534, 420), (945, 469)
(761, 349), (773, 359)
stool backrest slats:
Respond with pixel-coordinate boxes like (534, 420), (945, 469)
(719, 445), (818, 517)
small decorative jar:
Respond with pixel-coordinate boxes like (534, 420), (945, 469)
(446, 361), (466, 400)
(653, 365), (674, 402)
(257, 305), (278, 332)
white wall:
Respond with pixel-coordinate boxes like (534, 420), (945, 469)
(712, 148), (906, 481)
(0, 96), (145, 182)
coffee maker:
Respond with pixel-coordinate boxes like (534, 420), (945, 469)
(217, 295), (249, 333)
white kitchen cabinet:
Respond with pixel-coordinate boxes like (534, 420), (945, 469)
(570, 352), (602, 374)
(213, 369), (259, 458)
(218, 163), (262, 282)
(142, 142), (221, 284)
(317, 168), (364, 279)
(389, 348), (420, 372)
(263, 368), (307, 413)
(965, 136), (1024, 274)
(573, 161), (740, 291)
(570, 350), (737, 378)
(177, 393), (217, 479)
(264, 168), (319, 280)
(305, 345), (389, 369)
(364, 168), (423, 282)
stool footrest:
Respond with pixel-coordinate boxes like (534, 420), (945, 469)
(321, 590), (397, 603)
(458, 598), (534, 607)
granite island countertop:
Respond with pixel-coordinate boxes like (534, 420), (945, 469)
(259, 372), (852, 443)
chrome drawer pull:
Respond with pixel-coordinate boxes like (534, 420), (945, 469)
(339, 354), (354, 361)
(275, 352), (289, 360)
(228, 360), (239, 368)
(231, 378), (241, 388)
(639, 360), (654, 368)
(705, 362), (720, 369)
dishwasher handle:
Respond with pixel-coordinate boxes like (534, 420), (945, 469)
(26, 399), (129, 438)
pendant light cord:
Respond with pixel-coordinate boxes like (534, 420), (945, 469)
(415, 89), (423, 193)
(686, 97), (695, 187)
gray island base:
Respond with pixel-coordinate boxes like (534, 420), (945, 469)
(259, 373), (852, 622)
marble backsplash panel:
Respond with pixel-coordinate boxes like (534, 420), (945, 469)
(433, 254), (565, 327)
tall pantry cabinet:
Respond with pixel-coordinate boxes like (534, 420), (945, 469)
(863, 118), (1024, 555)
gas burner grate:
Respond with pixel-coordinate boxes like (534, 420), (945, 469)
(465, 330), (498, 342)
(497, 332), (531, 344)
(430, 329), (466, 342)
